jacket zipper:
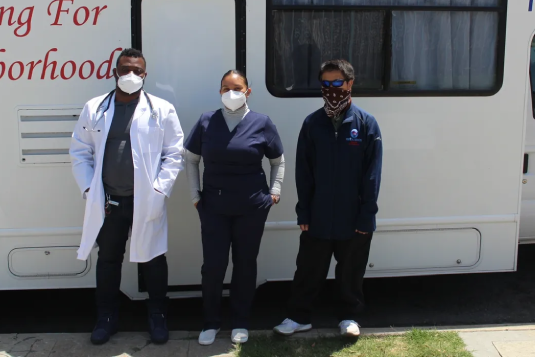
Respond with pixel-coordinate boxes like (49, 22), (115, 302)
(331, 128), (338, 239)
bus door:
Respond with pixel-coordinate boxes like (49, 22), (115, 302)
(520, 36), (535, 242)
(128, 0), (239, 297)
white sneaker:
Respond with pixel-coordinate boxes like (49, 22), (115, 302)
(273, 318), (312, 336)
(198, 329), (220, 345)
(339, 320), (360, 336)
(231, 328), (249, 343)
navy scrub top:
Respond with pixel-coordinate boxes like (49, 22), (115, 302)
(185, 109), (284, 215)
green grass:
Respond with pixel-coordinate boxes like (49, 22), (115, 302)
(233, 329), (473, 357)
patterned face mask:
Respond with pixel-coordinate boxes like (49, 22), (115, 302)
(322, 86), (351, 118)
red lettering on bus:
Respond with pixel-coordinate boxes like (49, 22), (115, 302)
(0, 7), (16, 26)
(0, 47), (122, 81)
(0, 6), (34, 38)
(60, 60), (76, 80)
(41, 48), (59, 80)
(79, 60), (95, 80)
(97, 47), (121, 80)
(8, 61), (24, 80)
(92, 6), (107, 25)
(26, 60), (43, 79)
(15, 7), (33, 37)
(48, 0), (73, 26)
(0, 49), (5, 79)
(73, 6), (90, 26)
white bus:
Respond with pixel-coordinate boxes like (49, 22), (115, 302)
(0, 0), (533, 300)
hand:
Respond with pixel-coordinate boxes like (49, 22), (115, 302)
(356, 230), (368, 235)
(300, 224), (309, 231)
(271, 194), (280, 205)
(194, 201), (198, 208)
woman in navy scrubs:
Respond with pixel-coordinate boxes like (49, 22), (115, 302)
(184, 70), (285, 345)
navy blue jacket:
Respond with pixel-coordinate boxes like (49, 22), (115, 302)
(295, 103), (382, 239)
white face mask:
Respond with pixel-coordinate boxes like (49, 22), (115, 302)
(117, 72), (144, 95)
(222, 90), (247, 111)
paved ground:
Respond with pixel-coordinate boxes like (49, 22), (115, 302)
(0, 331), (232, 357)
(2, 325), (535, 357)
(459, 326), (535, 357)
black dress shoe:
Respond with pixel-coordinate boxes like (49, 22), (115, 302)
(148, 313), (169, 344)
(90, 313), (118, 345)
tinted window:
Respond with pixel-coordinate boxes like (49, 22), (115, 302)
(271, 11), (385, 92)
(267, 0), (505, 96)
(272, 0), (500, 5)
(390, 11), (498, 90)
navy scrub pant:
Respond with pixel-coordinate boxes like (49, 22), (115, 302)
(95, 195), (169, 316)
(197, 201), (271, 330)
(287, 231), (373, 325)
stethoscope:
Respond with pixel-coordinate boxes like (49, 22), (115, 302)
(83, 90), (157, 132)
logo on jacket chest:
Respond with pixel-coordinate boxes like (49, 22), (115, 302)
(346, 128), (361, 146)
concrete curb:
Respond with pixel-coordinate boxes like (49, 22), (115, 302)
(2, 323), (534, 341)
(359, 323), (535, 336)
(213, 323), (535, 339)
(2, 325), (534, 357)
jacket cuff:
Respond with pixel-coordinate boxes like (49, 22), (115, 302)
(297, 215), (310, 225)
(356, 215), (376, 233)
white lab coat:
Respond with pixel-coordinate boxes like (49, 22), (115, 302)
(70, 91), (184, 263)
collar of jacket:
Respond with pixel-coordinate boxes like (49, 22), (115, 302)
(340, 104), (361, 124)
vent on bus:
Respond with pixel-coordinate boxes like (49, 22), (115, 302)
(18, 109), (81, 164)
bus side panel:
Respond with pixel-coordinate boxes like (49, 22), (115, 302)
(247, 0), (529, 281)
(0, 0), (131, 289)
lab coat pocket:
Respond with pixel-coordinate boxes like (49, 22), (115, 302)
(147, 189), (166, 221)
(138, 126), (164, 153)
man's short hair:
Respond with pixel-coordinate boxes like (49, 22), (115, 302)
(116, 48), (146, 68)
(318, 59), (355, 82)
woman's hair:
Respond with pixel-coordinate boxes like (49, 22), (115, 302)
(221, 69), (249, 88)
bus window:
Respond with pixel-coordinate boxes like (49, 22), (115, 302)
(267, 0), (506, 97)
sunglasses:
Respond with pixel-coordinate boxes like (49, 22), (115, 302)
(321, 79), (346, 88)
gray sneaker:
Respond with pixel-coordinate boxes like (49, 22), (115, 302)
(198, 329), (220, 345)
(273, 318), (312, 336)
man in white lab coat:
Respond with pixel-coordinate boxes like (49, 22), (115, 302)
(69, 48), (184, 345)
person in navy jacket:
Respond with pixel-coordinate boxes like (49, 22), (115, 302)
(274, 59), (382, 337)
(184, 70), (285, 346)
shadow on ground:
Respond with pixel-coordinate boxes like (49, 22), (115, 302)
(1, 245), (534, 334)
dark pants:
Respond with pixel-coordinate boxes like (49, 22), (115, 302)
(287, 231), (373, 325)
(95, 195), (168, 315)
(197, 201), (271, 330)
